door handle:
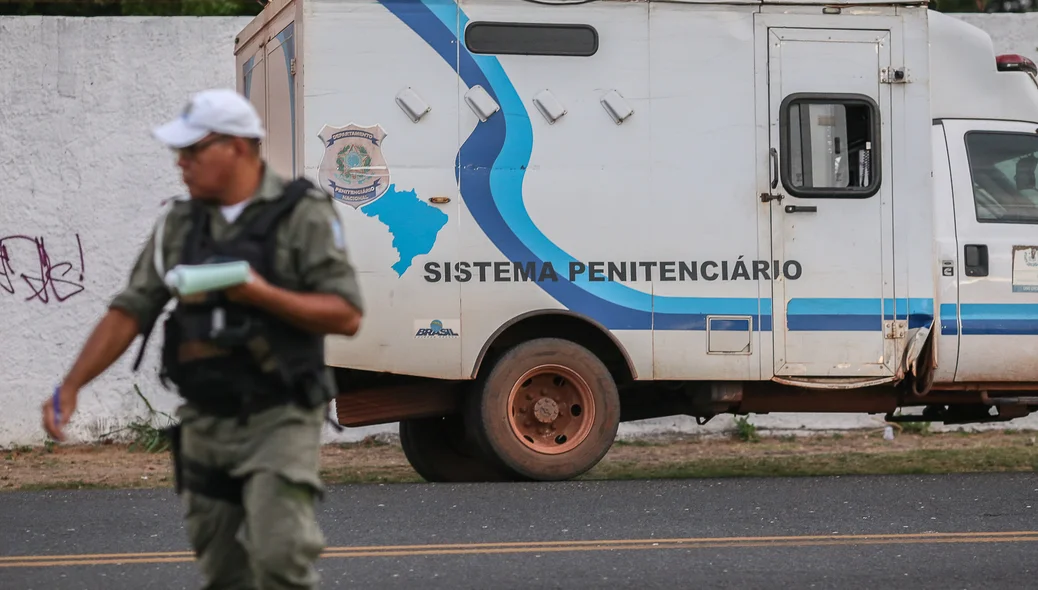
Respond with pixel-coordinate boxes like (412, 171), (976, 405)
(784, 205), (817, 213)
(760, 148), (783, 203)
(964, 244), (988, 277)
(770, 147), (778, 190)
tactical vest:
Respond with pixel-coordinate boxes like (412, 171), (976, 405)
(142, 178), (330, 420)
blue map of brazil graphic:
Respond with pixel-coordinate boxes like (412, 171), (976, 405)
(358, 185), (448, 276)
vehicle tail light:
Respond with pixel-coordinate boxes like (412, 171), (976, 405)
(996, 54), (1038, 77)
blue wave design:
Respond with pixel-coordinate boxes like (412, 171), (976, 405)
(377, 1), (954, 336)
(378, 0), (771, 331)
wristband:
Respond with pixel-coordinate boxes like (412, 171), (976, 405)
(52, 386), (62, 424)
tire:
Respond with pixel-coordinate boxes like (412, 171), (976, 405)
(398, 414), (515, 483)
(465, 337), (621, 481)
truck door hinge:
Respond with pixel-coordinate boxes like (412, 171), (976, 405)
(884, 320), (907, 339)
(290, 58), (297, 76)
(881, 67), (909, 84)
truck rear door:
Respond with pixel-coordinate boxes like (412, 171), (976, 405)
(944, 119), (1038, 382)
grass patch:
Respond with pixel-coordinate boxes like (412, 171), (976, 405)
(332, 435), (391, 450)
(583, 447), (1038, 481)
(733, 415), (760, 443)
(613, 439), (669, 448)
(3, 430), (1036, 491)
(320, 467), (423, 485)
(96, 385), (176, 453)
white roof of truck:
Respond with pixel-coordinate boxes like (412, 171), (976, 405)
(929, 9), (1038, 121)
(237, 0), (1037, 123)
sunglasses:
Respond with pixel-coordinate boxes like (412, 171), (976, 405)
(175, 134), (233, 160)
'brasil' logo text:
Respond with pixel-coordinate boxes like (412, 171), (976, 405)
(416, 319), (459, 338)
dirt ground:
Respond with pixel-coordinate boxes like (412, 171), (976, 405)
(2, 429), (1036, 491)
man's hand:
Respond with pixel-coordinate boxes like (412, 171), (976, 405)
(41, 385), (79, 442)
(224, 267), (362, 336)
(40, 308), (141, 443)
(224, 268), (272, 306)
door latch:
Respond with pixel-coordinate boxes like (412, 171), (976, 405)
(881, 67), (909, 84)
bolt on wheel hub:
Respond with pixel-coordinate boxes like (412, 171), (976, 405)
(533, 397), (560, 423)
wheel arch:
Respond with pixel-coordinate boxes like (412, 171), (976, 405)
(469, 309), (638, 385)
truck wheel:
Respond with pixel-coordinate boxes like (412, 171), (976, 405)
(399, 415), (514, 483)
(466, 338), (620, 481)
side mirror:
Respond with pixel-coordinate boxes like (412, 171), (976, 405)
(1016, 155), (1037, 191)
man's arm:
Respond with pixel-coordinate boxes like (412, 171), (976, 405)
(59, 308), (142, 392)
(228, 194), (364, 336)
(230, 282), (362, 336)
(43, 218), (173, 441)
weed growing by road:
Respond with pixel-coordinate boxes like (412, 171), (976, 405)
(97, 384), (176, 453)
(734, 415), (760, 443)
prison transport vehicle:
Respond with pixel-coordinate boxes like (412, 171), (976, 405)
(235, 0), (1038, 482)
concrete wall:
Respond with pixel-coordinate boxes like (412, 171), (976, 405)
(1, 13), (1037, 448)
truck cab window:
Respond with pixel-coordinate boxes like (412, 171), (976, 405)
(965, 131), (1038, 224)
(779, 94), (880, 199)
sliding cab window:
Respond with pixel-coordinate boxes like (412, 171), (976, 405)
(780, 94), (881, 199)
(464, 22), (598, 57)
(964, 131), (1038, 224)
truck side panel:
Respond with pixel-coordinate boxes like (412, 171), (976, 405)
(308, 0), (464, 379)
(264, 19), (298, 178)
(455, 0), (660, 380)
(309, 0), (939, 385)
(649, 3), (764, 381)
(897, 6), (939, 379)
(238, 31), (266, 150)
(237, 1), (298, 179)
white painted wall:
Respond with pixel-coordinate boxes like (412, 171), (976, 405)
(0, 16), (254, 449)
(1, 13), (1036, 448)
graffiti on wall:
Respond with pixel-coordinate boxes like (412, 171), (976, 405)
(0, 234), (86, 303)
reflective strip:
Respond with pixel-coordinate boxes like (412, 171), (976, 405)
(153, 206), (172, 282)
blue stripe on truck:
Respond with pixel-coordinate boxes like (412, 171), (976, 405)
(941, 303), (1038, 336)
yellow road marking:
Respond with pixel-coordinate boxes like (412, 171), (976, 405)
(2, 531), (1037, 568)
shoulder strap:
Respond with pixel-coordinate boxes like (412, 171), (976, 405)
(134, 199), (193, 373)
(181, 199), (212, 263)
(242, 177), (317, 240)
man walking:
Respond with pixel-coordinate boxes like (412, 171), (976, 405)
(41, 88), (365, 589)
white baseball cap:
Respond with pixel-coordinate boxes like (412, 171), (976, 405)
(152, 88), (265, 149)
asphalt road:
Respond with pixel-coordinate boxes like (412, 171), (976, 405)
(1, 473), (1036, 589)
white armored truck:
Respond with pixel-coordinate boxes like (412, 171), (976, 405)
(235, 0), (1038, 482)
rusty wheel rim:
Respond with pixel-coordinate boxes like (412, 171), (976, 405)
(505, 364), (596, 455)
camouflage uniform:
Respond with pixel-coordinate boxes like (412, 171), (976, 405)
(110, 164), (363, 589)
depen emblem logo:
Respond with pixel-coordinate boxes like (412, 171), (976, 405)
(317, 123), (391, 209)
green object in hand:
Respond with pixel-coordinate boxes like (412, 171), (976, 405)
(164, 261), (251, 296)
